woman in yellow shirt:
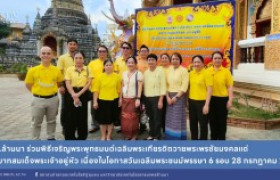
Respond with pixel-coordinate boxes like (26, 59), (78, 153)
(159, 53), (171, 133)
(165, 52), (189, 140)
(65, 51), (93, 140)
(208, 51), (233, 140)
(121, 56), (143, 140)
(93, 59), (122, 140)
(189, 55), (212, 140)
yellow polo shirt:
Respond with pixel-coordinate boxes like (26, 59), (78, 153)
(207, 66), (233, 97)
(65, 66), (94, 87)
(88, 58), (105, 92)
(25, 64), (63, 96)
(144, 67), (166, 97)
(166, 66), (189, 93)
(93, 73), (121, 100)
(115, 56), (128, 77)
(57, 53), (74, 77)
(189, 69), (213, 100)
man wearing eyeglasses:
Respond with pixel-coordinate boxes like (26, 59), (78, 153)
(114, 41), (133, 76)
(88, 45), (109, 133)
(114, 41), (133, 131)
(137, 44), (149, 74)
(25, 46), (63, 140)
(137, 44), (150, 134)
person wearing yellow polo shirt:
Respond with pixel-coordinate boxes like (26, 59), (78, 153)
(144, 53), (166, 140)
(57, 38), (78, 135)
(165, 52), (189, 140)
(136, 44), (150, 134)
(64, 51), (93, 140)
(87, 45), (109, 133)
(114, 41), (132, 129)
(189, 55), (213, 140)
(115, 41), (132, 77)
(25, 46), (63, 140)
(137, 44), (149, 74)
(207, 51), (233, 140)
(93, 59), (122, 141)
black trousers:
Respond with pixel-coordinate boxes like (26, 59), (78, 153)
(64, 88), (88, 140)
(188, 99), (208, 140)
(145, 96), (162, 139)
(209, 96), (229, 140)
(60, 82), (68, 132)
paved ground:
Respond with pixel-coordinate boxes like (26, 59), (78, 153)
(0, 76), (280, 140)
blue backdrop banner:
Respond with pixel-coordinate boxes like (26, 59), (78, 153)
(1, 141), (280, 170)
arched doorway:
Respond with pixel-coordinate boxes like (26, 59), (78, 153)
(43, 36), (57, 57)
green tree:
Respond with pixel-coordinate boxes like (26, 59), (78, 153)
(0, 21), (11, 39)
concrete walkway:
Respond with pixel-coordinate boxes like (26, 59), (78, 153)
(0, 76), (279, 140)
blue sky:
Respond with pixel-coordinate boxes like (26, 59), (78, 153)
(0, 0), (142, 39)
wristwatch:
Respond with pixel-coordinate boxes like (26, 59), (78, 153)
(175, 96), (180, 100)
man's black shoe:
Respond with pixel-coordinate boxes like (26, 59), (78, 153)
(89, 127), (100, 133)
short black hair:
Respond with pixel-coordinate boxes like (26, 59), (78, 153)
(74, 50), (85, 59)
(126, 56), (137, 64)
(121, 41), (132, 49)
(192, 55), (204, 63)
(97, 45), (109, 53)
(147, 53), (158, 61)
(67, 38), (78, 44)
(211, 51), (224, 59)
(171, 52), (182, 64)
(139, 44), (149, 52)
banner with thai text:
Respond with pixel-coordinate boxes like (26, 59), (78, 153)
(135, 0), (235, 69)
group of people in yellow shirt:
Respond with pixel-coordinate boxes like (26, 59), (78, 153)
(25, 38), (233, 141)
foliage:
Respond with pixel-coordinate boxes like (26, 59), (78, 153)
(11, 62), (27, 73)
(0, 21), (11, 39)
(0, 64), (5, 72)
(229, 101), (280, 120)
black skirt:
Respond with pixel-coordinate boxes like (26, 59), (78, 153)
(96, 98), (119, 125)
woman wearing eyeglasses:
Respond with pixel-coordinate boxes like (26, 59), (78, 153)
(88, 45), (109, 134)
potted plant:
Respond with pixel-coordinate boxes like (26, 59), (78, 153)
(11, 63), (28, 81)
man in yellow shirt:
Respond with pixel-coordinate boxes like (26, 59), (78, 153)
(87, 45), (109, 133)
(114, 41), (132, 77)
(57, 38), (78, 135)
(114, 42), (133, 129)
(136, 44), (150, 133)
(137, 44), (149, 74)
(25, 46), (63, 140)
